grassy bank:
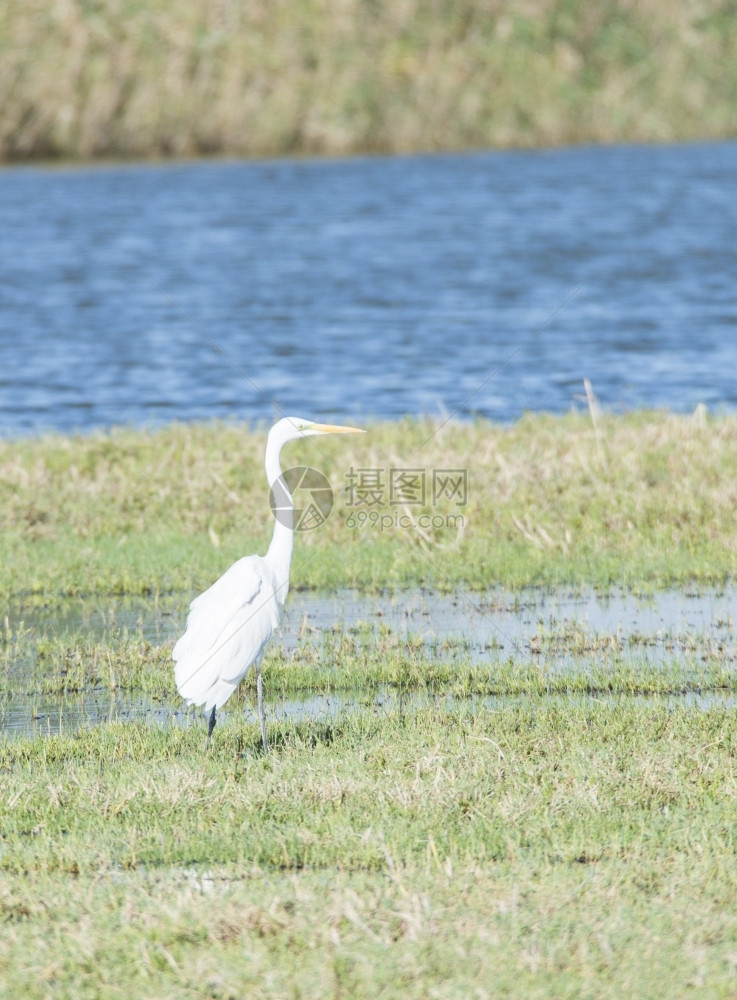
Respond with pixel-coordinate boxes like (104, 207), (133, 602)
(2, 702), (737, 997)
(1, 411), (736, 603)
(2, 0), (737, 161)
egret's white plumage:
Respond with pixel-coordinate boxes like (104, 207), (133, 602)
(174, 556), (276, 711)
(173, 415), (364, 749)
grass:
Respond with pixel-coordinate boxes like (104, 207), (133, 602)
(1, 411), (737, 604)
(3, 617), (737, 703)
(2, 702), (737, 997)
(2, 0), (737, 161)
(3, 411), (737, 996)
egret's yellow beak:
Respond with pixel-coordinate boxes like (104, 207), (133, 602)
(311, 422), (366, 435)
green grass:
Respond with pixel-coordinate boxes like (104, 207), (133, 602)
(3, 412), (737, 996)
(2, 412), (737, 604)
(2, 0), (737, 160)
(2, 703), (737, 997)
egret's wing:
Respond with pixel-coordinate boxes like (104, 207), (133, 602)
(173, 557), (263, 664)
(173, 556), (278, 710)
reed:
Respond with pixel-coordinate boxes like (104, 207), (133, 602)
(2, 0), (736, 161)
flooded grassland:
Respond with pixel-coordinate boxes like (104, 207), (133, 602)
(2, 415), (737, 998)
(3, 586), (737, 739)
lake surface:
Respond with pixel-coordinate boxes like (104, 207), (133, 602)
(2, 142), (737, 435)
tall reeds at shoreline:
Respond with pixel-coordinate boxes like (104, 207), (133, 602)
(2, 0), (736, 162)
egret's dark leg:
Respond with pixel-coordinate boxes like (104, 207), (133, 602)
(206, 705), (216, 749)
(256, 660), (268, 752)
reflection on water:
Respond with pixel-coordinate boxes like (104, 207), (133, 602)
(2, 586), (736, 739)
(2, 142), (737, 435)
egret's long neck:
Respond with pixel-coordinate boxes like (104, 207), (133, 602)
(264, 435), (293, 604)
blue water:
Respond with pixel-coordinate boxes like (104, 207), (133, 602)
(2, 142), (736, 435)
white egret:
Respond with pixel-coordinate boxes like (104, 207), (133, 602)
(173, 416), (364, 750)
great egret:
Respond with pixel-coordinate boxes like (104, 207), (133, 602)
(173, 416), (364, 750)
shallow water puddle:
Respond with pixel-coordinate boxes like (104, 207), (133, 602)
(5, 585), (737, 655)
(2, 587), (736, 738)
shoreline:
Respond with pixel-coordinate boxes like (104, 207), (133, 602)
(3, 134), (736, 172)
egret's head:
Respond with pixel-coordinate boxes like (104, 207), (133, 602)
(274, 416), (365, 444)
